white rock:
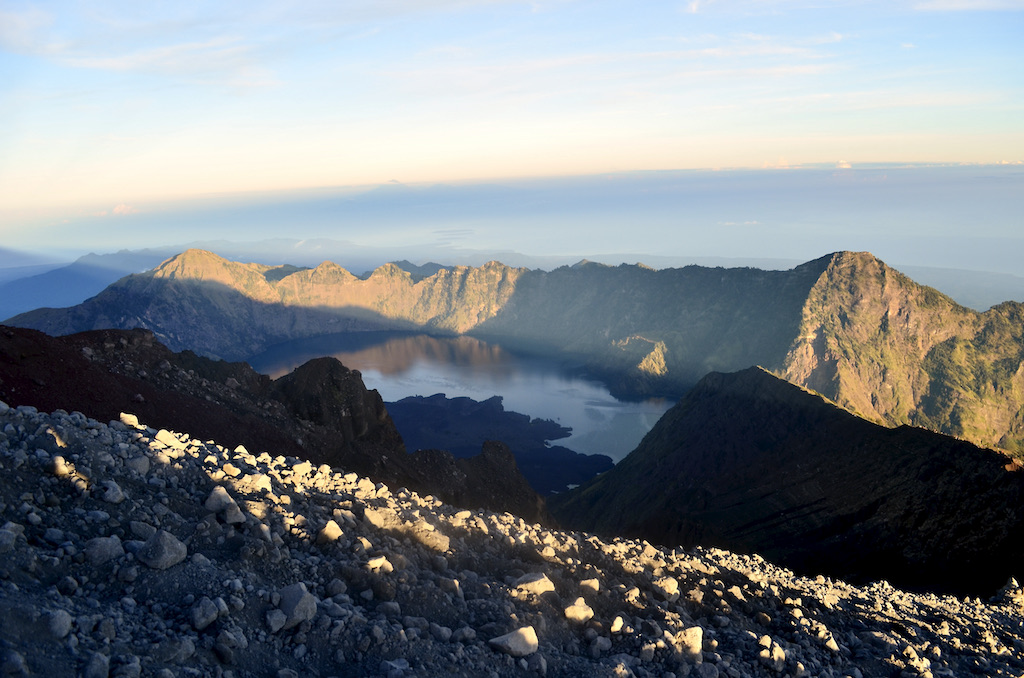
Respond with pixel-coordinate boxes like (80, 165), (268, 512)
(154, 429), (185, 450)
(564, 597), (594, 623)
(676, 626), (704, 661)
(51, 456), (71, 478)
(488, 626), (539, 657)
(515, 572), (555, 596)
(653, 575), (680, 601)
(119, 413), (141, 428)
(366, 555), (393, 573)
(316, 520), (343, 544)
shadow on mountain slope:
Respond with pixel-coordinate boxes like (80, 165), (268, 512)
(0, 326), (550, 524)
(550, 367), (1024, 596)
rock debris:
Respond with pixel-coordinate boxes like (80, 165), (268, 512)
(1, 401), (1023, 677)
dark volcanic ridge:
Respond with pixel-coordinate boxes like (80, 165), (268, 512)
(551, 367), (1024, 597)
(0, 326), (548, 525)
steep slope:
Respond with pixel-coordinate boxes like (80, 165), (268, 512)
(781, 251), (1024, 455)
(5, 405), (1024, 677)
(473, 258), (830, 395)
(549, 367), (1024, 596)
(9, 249), (526, 360)
(0, 325), (549, 523)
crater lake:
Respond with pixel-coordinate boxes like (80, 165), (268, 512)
(247, 331), (672, 463)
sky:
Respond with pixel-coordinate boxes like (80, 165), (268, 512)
(1, 0), (1022, 265)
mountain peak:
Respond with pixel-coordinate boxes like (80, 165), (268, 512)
(367, 262), (413, 282)
(159, 248), (224, 268)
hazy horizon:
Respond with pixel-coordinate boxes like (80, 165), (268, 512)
(2, 164), (1023, 279)
(3, 2), (1022, 276)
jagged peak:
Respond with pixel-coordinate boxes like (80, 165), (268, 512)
(811, 250), (968, 310)
(151, 248), (257, 280)
(826, 250), (882, 265)
(367, 262), (413, 281)
(310, 260), (354, 274)
(156, 248), (224, 268)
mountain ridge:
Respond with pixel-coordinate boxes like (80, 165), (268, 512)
(8, 249), (1024, 454)
(0, 325), (550, 524)
(549, 366), (1024, 596)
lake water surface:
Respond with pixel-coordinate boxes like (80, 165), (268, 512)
(248, 332), (673, 462)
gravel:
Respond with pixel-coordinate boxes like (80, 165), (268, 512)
(0, 401), (1022, 677)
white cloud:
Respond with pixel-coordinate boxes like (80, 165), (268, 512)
(0, 7), (61, 54)
(59, 36), (277, 87)
(914, 0), (1024, 9)
(112, 204), (138, 216)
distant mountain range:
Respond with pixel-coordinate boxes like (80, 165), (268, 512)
(3, 238), (1024, 322)
(7, 248), (1024, 456)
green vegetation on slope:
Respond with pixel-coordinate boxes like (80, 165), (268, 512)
(780, 252), (1024, 456)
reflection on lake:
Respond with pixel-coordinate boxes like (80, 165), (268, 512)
(247, 332), (673, 462)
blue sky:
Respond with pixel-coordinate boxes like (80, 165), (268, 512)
(1, 1), (1022, 262)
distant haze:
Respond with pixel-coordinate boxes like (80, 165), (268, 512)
(5, 165), (1024, 278)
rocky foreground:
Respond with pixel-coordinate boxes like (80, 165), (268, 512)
(2, 403), (1023, 678)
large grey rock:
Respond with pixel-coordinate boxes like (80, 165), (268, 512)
(191, 596), (220, 631)
(47, 609), (74, 639)
(84, 536), (124, 565)
(204, 485), (236, 513)
(136, 530), (187, 570)
(0, 529), (17, 554)
(82, 652), (110, 678)
(100, 480), (125, 504)
(278, 583), (317, 630)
